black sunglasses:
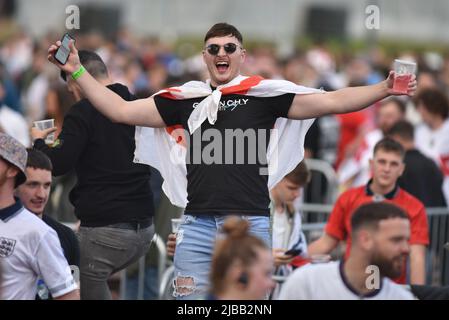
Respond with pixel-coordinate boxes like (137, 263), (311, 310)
(205, 43), (241, 55)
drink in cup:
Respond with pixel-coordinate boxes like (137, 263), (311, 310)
(393, 59), (416, 94)
(33, 119), (55, 145)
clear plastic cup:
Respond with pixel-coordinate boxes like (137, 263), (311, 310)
(33, 119), (55, 145)
(171, 218), (183, 233)
(393, 59), (416, 94)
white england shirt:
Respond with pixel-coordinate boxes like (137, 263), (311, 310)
(0, 199), (77, 300)
(278, 261), (415, 300)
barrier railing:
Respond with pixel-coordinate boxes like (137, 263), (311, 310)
(303, 159), (339, 205)
(119, 232), (169, 300)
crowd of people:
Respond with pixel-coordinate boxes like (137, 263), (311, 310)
(1, 20), (449, 300)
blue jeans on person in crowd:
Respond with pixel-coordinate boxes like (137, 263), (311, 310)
(173, 214), (271, 300)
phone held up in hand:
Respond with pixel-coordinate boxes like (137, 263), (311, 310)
(54, 33), (75, 65)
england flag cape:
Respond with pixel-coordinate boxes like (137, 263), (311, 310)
(134, 75), (324, 208)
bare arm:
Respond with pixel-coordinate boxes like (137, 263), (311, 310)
(47, 41), (165, 128)
(288, 72), (417, 120)
(54, 289), (80, 300)
(307, 233), (340, 255)
(409, 244), (426, 285)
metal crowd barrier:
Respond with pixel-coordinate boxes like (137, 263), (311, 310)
(303, 159), (339, 205)
(158, 265), (175, 300)
(119, 232), (168, 300)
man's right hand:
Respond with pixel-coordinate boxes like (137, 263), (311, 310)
(47, 40), (81, 75)
(167, 233), (177, 257)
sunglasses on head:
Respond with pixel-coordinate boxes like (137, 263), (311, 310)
(205, 43), (240, 55)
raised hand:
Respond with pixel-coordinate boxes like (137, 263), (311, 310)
(47, 39), (81, 75)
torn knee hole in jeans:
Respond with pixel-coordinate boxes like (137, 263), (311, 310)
(173, 275), (196, 297)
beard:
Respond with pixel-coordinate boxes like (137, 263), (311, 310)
(370, 251), (406, 279)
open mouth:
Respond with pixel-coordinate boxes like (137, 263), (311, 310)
(31, 200), (45, 206)
(215, 61), (229, 73)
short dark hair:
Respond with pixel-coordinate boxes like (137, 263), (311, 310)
(61, 50), (108, 81)
(351, 202), (409, 236)
(284, 161), (310, 186)
(413, 88), (449, 119)
(388, 120), (415, 142)
(204, 23), (243, 44)
(373, 137), (405, 159)
(26, 149), (52, 171)
(380, 97), (406, 114)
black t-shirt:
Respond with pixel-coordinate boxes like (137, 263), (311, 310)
(398, 149), (447, 207)
(154, 93), (295, 216)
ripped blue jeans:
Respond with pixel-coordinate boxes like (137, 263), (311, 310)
(173, 214), (271, 300)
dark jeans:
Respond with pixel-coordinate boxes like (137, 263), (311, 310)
(77, 224), (154, 300)
(125, 266), (158, 300)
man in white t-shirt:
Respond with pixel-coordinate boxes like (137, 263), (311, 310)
(279, 202), (415, 300)
(413, 88), (449, 205)
(0, 133), (79, 300)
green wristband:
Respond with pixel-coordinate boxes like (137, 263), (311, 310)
(71, 65), (86, 80)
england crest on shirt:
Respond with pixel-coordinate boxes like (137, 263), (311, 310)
(0, 237), (16, 258)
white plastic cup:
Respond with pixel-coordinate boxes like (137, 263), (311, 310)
(33, 119), (55, 145)
(171, 218), (183, 233)
(393, 59), (417, 94)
